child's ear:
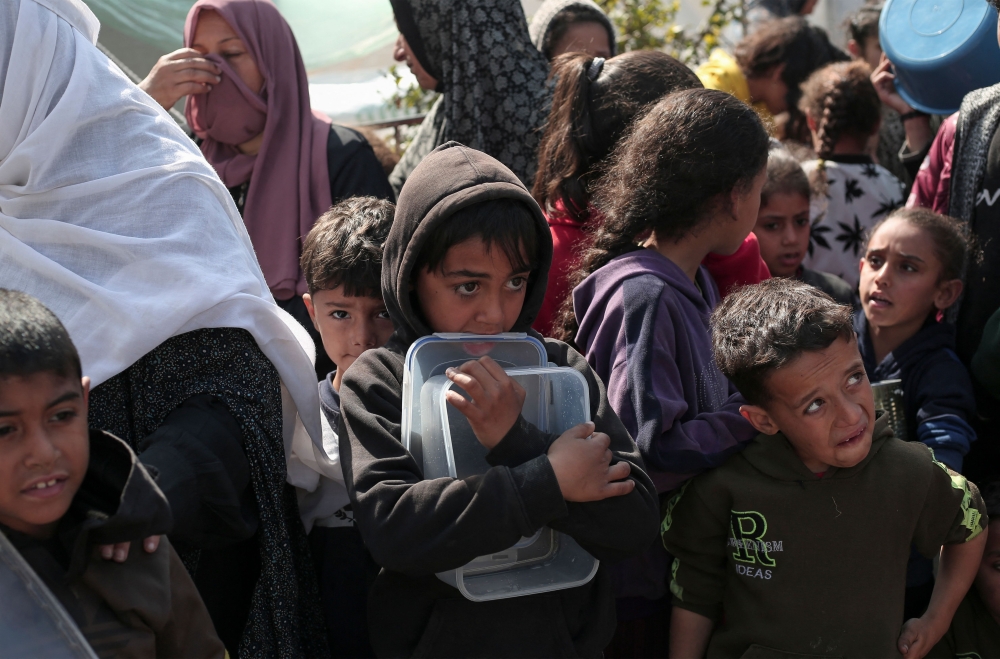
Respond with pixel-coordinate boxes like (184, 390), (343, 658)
(740, 404), (780, 435)
(82, 376), (90, 407)
(806, 114), (818, 134)
(847, 39), (861, 60)
(302, 293), (321, 332)
(934, 278), (964, 312)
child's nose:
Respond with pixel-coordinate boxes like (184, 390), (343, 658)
(833, 395), (864, 428)
(781, 226), (797, 245)
(24, 428), (61, 468)
(476, 293), (505, 327)
(353, 320), (377, 347)
(873, 264), (891, 287)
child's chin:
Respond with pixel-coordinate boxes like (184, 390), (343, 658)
(835, 438), (872, 468)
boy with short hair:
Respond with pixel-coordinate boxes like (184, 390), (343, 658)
(338, 142), (660, 657)
(298, 196), (396, 658)
(664, 278), (988, 658)
(0, 289), (223, 658)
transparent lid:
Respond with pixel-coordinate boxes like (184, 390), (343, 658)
(416, 365), (598, 600)
(420, 367), (590, 480)
(0, 532), (97, 658)
(401, 333), (547, 470)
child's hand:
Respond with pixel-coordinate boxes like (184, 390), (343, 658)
(445, 356), (526, 449)
(547, 422), (635, 502)
(871, 54), (913, 116)
(897, 616), (945, 659)
(99, 535), (160, 562)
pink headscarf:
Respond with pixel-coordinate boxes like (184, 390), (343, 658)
(184, 0), (331, 300)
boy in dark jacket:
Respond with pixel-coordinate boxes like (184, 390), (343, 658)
(338, 142), (660, 658)
(0, 290), (223, 658)
(664, 278), (987, 658)
(299, 197), (396, 657)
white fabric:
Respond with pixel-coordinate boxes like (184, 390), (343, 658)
(297, 412), (352, 531)
(0, 0), (338, 508)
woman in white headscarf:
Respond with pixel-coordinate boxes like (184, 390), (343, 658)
(0, 0), (333, 655)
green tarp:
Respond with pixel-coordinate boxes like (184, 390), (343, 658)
(83, 0), (396, 74)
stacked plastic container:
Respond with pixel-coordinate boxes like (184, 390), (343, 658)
(402, 333), (600, 602)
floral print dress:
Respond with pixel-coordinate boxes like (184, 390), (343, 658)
(802, 155), (905, 290)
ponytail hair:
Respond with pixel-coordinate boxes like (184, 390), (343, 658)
(554, 89), (770, 343)
(532, 50), (703, 215)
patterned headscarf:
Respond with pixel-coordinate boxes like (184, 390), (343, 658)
(388, 0), (552, 194)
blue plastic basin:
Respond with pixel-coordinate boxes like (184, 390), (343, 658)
(881, 0), (1000, 115)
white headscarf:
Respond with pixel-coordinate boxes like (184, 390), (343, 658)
(0, 0), (335, 503)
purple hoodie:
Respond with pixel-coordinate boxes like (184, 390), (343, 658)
(574, 249), (756, 493)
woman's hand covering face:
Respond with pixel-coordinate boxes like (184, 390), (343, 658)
(139, 48), (221, 111)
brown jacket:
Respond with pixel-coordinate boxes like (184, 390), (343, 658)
(3, 429), (225, 658)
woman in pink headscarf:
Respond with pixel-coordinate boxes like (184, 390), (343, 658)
(139, 0), (393, 378)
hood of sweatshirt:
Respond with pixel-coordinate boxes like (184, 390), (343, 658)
(382, 141), (553, 348)
(855, 310), (958, 381)
(574, 248), (719, 347)
(528, 0), (617, 58)
(738, 411), (894, 483)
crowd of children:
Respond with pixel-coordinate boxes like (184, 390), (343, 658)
(7, 0), (1000, 657)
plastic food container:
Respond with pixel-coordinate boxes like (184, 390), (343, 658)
(429, 367), (599, 601)
(402, 338), (600, 601)
(401, 333), (548, 470)
(881, 0), (1000, 115)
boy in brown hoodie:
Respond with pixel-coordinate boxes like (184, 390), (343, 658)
(663, 279), (988, 658)
(0, 289), (224, 658)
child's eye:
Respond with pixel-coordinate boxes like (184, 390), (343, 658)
(847, 371), (865, 386)
(50, 409), (77, 423)
(376, 310), (391, 320)
(901, 262), (918, 273)
(456, 282), (479, 295)
(330, 310), (349, 320)
(222, 50), (245, 59)
(866, 256), (883, 268)
(0, 423), (15, 438)
(795, 217), (810, 227)
(805, 399), (824, 414)
(507, 276), (527, 292)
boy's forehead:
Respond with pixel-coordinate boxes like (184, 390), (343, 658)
(0, 372), (83, 408)
(313, 287), (384, 307)
(763, 335), (861, 403)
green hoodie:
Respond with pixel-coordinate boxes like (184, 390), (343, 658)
(662, 413), (987, 658)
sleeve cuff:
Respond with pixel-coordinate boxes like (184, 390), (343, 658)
(508, 455), (567, 531)
(486, 415), (553, 468)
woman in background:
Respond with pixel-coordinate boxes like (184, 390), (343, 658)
(141, 0), (393, 378)
(529, 0), (616, 61)
(388, 0), (552, 194)
(1, 0), (335, 654)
